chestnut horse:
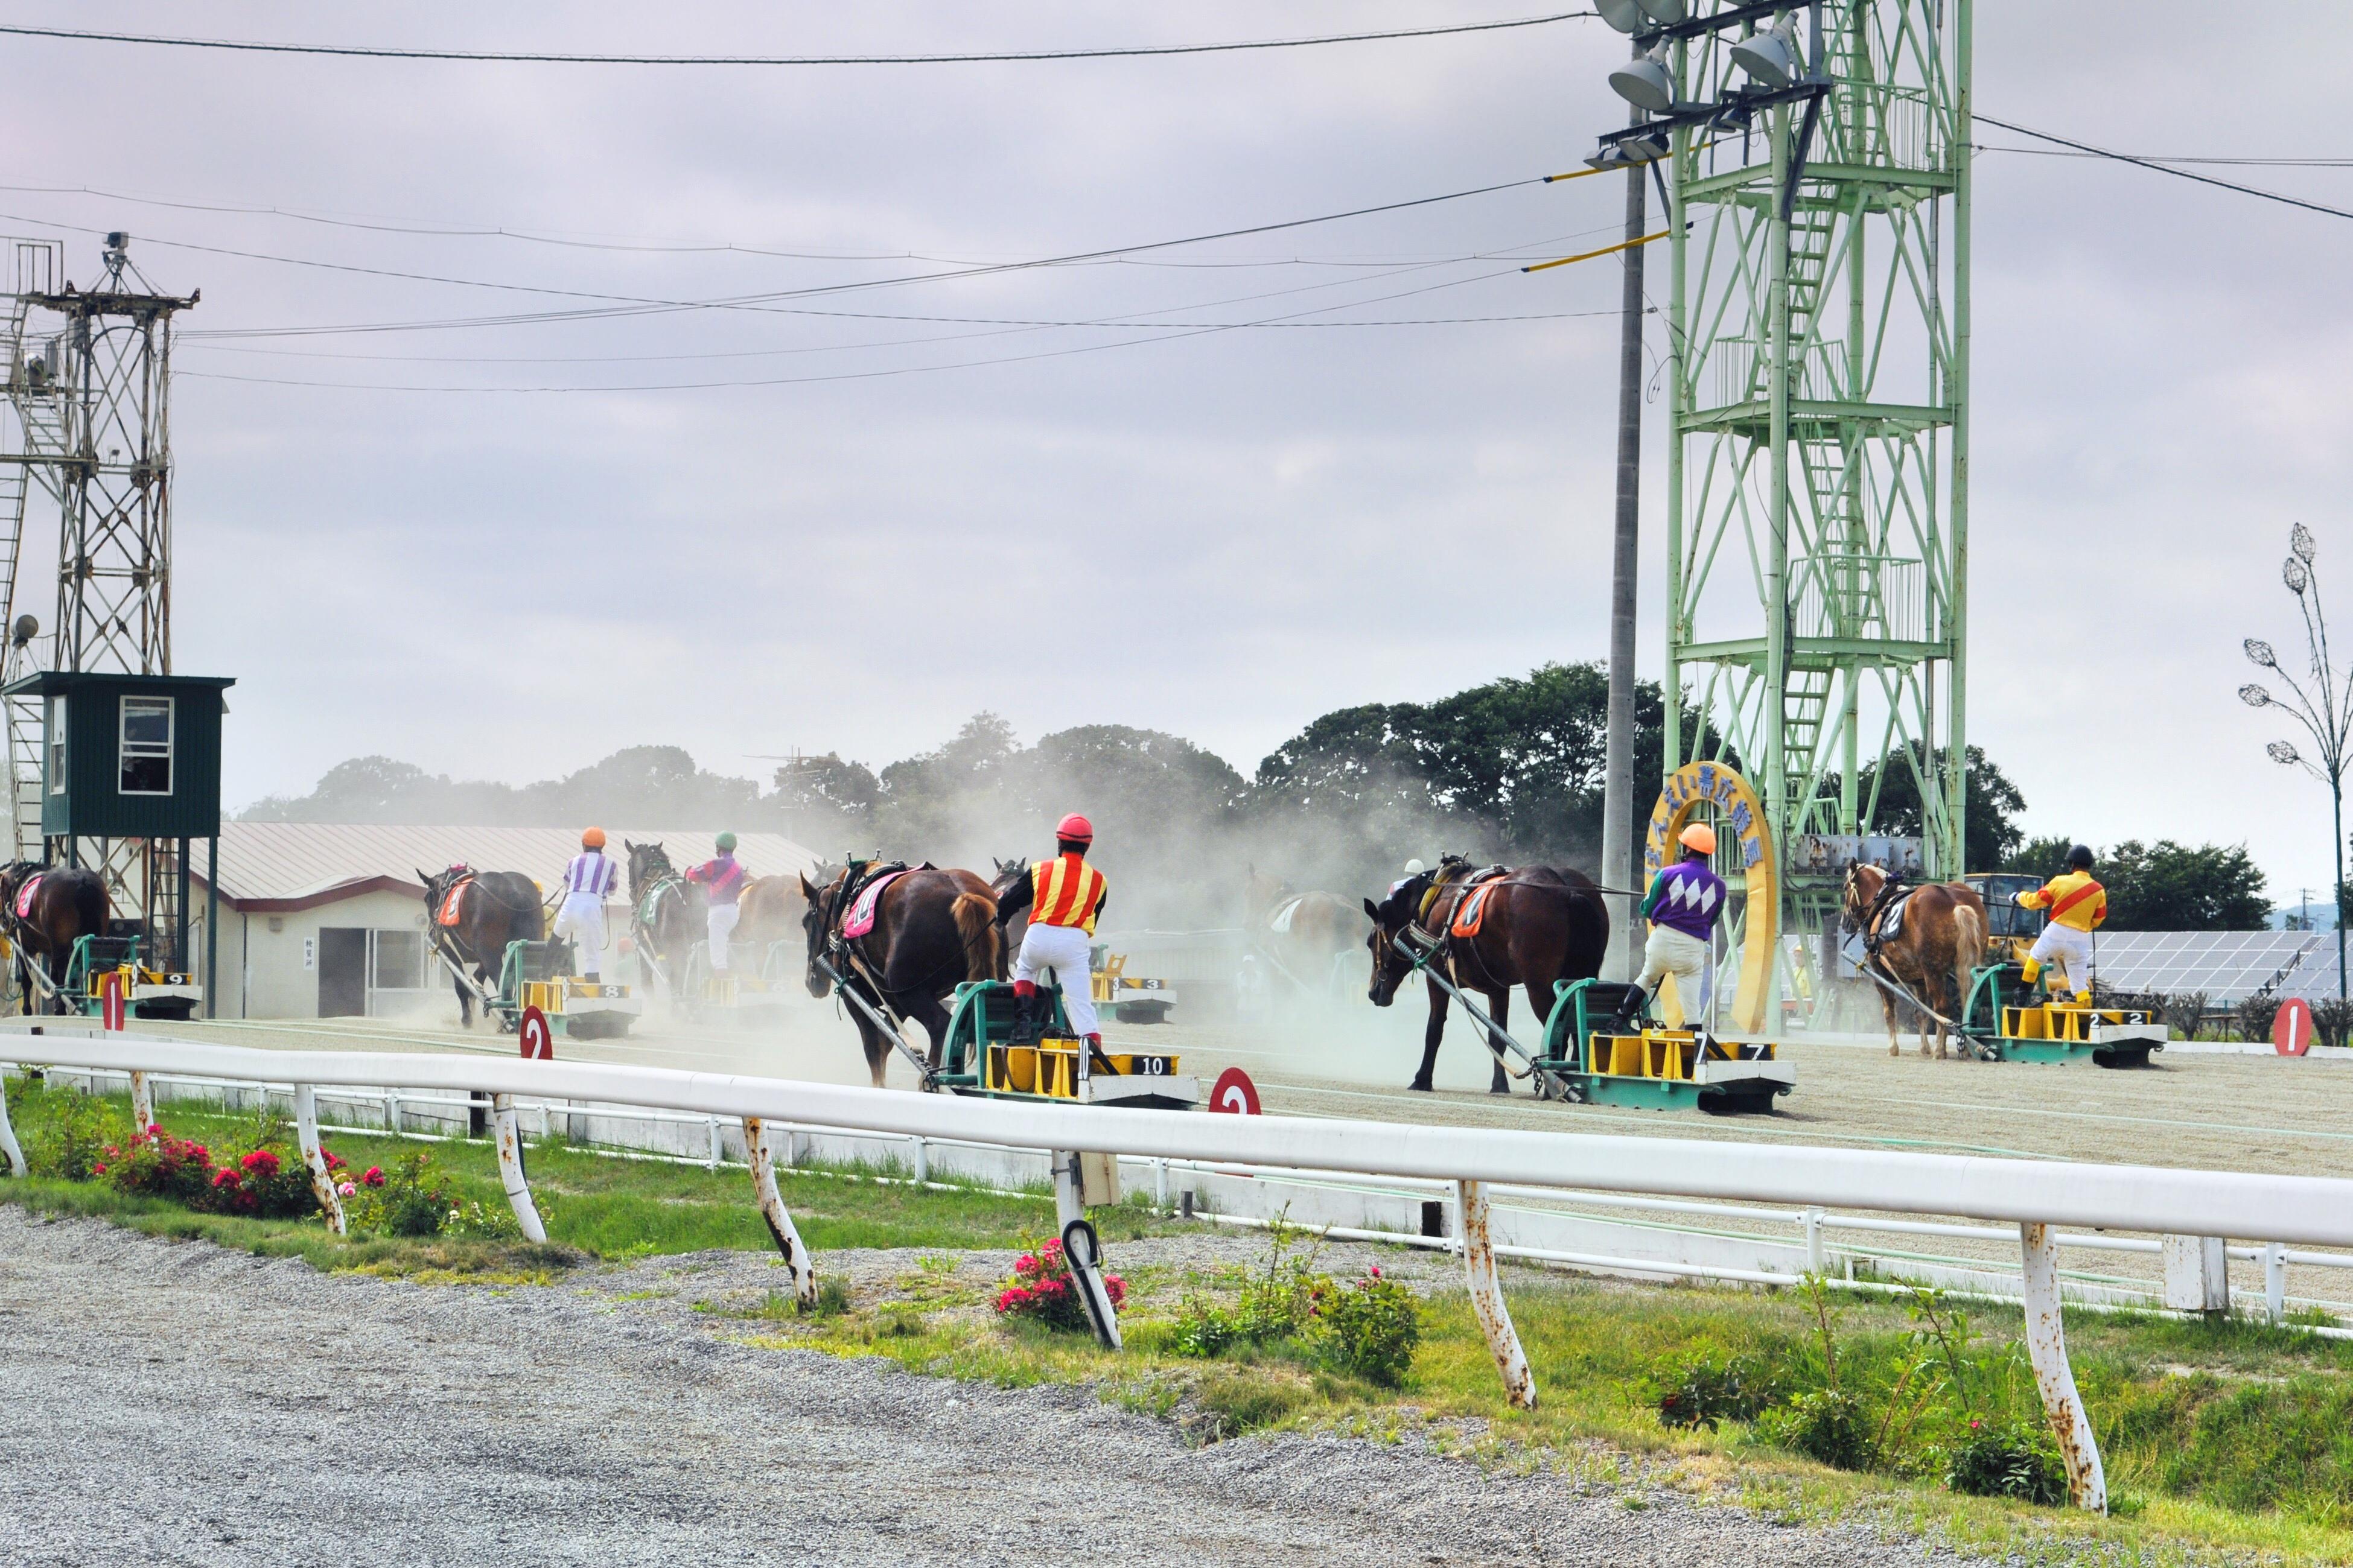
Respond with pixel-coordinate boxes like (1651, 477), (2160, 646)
(800, 864), (1003, 1088)
(418, 865), (545, 1027)
(1364, 860), (1610, 1094)
(1244, 868), (1358, 997)
(0, 862), (107, 1014)
(1841, 863), (1987, 1059)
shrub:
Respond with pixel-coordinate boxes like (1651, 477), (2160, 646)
(109, 1125), (216, 1204)
(992, 1234), (1126, 1334)
(1944, 1420), (2066, 1505)
(1173, 1217), (1328, 1359)
(342, 1152), (455, 1236)
(2237, 992), (2282, 1045)
(2314, 998), (2353, 1051)
(1648, 1347), (1782, 1431)
(1760, 1388), (1876, 1471)
(1310, 1266), (1421, 1386)
(14, 1079), (127, 1181)
(201, 1143), (321, 1219)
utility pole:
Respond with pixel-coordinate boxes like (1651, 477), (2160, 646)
(1598, 62), (1648, 983)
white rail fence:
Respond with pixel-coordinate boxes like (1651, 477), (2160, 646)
(10, 1027), (2353, 1514)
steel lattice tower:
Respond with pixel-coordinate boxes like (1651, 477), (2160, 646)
(1660, 1), (1970, 965)
(1, 234), (194, 948)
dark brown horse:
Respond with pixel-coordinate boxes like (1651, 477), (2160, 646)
(419, 864), (545, 1027)
(1364, 860), (1610, 1094)
(0, 861), (107, 1014)
(1244, 867), (1359, 997)
(625, 840), (702, 995)
(800, 864), (1004, 1087)
(1842, 863), (1987, 1059)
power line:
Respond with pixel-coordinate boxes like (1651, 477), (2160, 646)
(0, 13), (1590, 66)
(1976, 115), (2353, 223)
(1974, 144), (2353, 170)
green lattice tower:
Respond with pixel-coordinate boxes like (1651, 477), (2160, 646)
(1663, 1), (1972, 979)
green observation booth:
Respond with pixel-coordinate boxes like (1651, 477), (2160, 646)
(1, 670), (233, 1017)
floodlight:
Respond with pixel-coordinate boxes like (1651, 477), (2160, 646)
(1635, 0), (1688, 22)
(1730, 16), (1801, 89)
(1594, 0), (1649, 33)
(1608, 43), (1675, 113)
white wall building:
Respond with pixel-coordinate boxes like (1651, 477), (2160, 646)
(192, 824), (819, 1020)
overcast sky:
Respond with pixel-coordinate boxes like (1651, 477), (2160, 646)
(5, 4), (2349, 895)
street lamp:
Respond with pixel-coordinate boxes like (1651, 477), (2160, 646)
(2242, 524), (2352, 998)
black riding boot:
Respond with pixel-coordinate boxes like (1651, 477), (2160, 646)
(1603, 986), (1648, 1040)
(1008, 987), (1042, 1047)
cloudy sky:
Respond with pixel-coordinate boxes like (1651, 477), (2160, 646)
(4, 4), (2349, 895)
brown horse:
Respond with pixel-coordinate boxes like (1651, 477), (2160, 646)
(419, 865), (546, 1027)
(1842, 863), (1987, 1059)
(1364, 860), (1610, 1094)
(0, 862), (107, 1014)
(735, 875), (802, 970)
(800, 864), (1003, 1087)
(1244, 868), (1359, 998)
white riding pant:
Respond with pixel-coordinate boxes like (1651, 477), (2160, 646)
(1014, 921), (1098, 1038)
(552, 892), (607, 979)
(707, 902), (740, 971)
(2028, 923), (2094, 996)
(1636, 925), (1711, 1016)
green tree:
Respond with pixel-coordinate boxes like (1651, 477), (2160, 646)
(2100, 840), (2271, 932)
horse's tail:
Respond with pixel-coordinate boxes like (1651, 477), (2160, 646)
(952, 891), (1002, 982)
(71, 869), (106, 940)
(1950, 897), (1985, 1005)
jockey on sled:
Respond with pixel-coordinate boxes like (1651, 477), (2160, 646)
(1607, 822), (1725, 1036)
(995, 813), (1109, 1058)
(2014, 843), (2105, 1003)
(553, 827), (620, 980)
(687, 832), (750, 972)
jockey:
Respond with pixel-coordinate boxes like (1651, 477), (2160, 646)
(2016, 843), (2106, 1003)
(1389, 857), (1427, 897)
(553, 828), (620, 979)
(1609, 822), (1727, 1035)
(687, 831), (750, 973)
(995, 813), (1109, 1052)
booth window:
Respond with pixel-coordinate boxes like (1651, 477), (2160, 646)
(119, 696), (173, 795)
(46, 696), (64, 794)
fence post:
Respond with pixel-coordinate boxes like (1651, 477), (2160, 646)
(2265, 1242), (2288, 1325)
(491, 1093), (548, 1243)
(129, 1070), (153, 1131)
(383, 1090), (401, 1137)
(1803, 1205), (1826, 1273)
(0, 1071), (25, 1177)
(1051, 1151), (1122, 1350)
(2019, 1221), (2106, 1512)
(705, 1115), (722, 1171)
(743, 1117), (818, 1306)
(292, 1085), (346, 1236)
(1457, 1178), (1536, 1409)
(911, 1135), (929, 1184)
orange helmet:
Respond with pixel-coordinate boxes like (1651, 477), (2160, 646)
(582, 827), (607, 849)
(1056, 813), (1094, 845)
(1678, 822), (1717, 855)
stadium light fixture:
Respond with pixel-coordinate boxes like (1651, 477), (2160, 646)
(1609, 43), (1676, 113)
(1730, 16), (1802, 89)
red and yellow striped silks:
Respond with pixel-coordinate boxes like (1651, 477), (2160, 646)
(1030, 854), (1107, 935)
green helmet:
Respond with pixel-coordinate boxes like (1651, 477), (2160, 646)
(715, 831), (738, 852)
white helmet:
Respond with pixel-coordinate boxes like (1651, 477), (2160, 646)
(1403, 858), (1427, 875)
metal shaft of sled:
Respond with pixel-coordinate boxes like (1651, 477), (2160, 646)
(293, 1084), (346, 1236)
(2020, 1221), (2106, 1511)
(744, 1116), (818, 1305)
(1393, 933), (1543, 1081)
(814, 955), (931, 1079)
(1052, 1151), (1122, 1350)
(431, 942), (497, 1008)
(491, 1092), (548, 1243)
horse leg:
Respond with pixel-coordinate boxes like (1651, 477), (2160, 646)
(856, 1017), (889, 1089)
(1485, 989), (1512, 1095)
(454, 968), (473, 1028)
(1882, 990), (1900, 1057)
(1410, 987), (1450, 1092)
(910, 994), (951, 1074)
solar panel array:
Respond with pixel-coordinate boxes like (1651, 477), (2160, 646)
(2084, 930), (2321, 1004)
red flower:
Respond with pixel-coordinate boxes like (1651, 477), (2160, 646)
(145, 1123), (162, 1136)
(103, 1146), (118, 1157)
(1041, 1238), (1063, 1259)
(211, 1168), (239, 1189)
(1369, 1266), (1382, 1278)
(91, 1162), (106, 1174)
(1103, 1274), (1127, 1309)
(361, 1167), (385, 1187)
(240, 1150), (280, 1176)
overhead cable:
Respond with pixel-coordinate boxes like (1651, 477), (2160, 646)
(1977, 115), (2353, 224)
(0, 13), (1589, 66)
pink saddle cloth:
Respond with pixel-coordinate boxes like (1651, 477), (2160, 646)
(841, 870), (909, 941)
(12, 873), (43, 921)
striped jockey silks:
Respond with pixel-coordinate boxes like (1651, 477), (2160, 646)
(565, 852), (619, 897)
(1030, 854), (1107, 935)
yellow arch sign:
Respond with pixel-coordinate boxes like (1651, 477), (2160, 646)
(1643, 761), (1777, 1034)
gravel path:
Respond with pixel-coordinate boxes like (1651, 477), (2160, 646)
(0, 1208), (1969, 1567)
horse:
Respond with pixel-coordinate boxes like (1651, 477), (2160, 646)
(733, 877), (802, 975)
(0, 861), (107, 1015)
(1244, 867), (1360, 998)
(625, 840), (704, 996)
(1841, 862), (1987, 1059)
(799, 863), (1004, 1088)
(1363, 859), (1610, 1095)
(418, 864), (545, 1027)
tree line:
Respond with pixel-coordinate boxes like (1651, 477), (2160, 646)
(243, 661), (2273, 930)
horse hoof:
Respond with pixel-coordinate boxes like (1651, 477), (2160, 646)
(1407, 1079), (1433, 1093)
(1488, 1085), (1511, 1097)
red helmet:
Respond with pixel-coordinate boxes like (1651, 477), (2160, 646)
(1056, 813), (1094, 845)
